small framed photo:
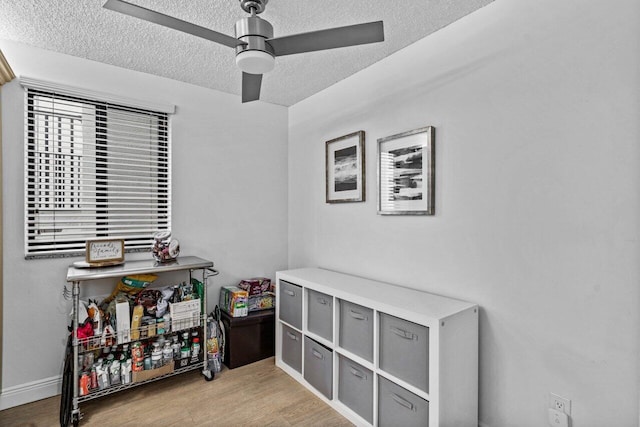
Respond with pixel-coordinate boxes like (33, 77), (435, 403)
(326, 131), (365, 203)
(377, 126), (435, 215)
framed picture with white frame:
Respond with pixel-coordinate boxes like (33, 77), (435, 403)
(325, 130), (365, 203)
(377, 126), (435, 215)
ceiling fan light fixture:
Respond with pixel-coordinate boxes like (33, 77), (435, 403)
(234, 16), (274, 75)
(236, 50), (275, 74)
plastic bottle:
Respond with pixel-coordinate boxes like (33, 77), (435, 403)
(180, 343), (190, 359)
(180, 332), (190, 359)
(181, 332), (190, 353)
(190, 337), (200, 360)
(151, 342), (162, 369)
(171, 335), (180, 359)
(97, 362), (110, 389)
(162, 342), (173, 365)
(144, 355), (152, 370)
(90, 365), (98, 390)
(120, 344), (130, 362)
(110, 360), (121, 386)
(121, 358), (132, 384)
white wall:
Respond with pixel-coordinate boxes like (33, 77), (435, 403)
(0, 40), (288, 408)
(289, 0), (640, 425)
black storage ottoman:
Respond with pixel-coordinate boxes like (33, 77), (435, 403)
(221, 308), (275, 369)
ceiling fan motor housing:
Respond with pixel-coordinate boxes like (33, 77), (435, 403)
(235, 16), (275, 74)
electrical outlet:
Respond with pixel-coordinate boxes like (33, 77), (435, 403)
(548, 408), (569, 427)
(549, 393), (571, 416)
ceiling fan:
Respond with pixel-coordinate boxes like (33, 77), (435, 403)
(103, 0), (385, 103)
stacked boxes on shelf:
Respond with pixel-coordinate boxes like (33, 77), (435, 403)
(218, 278), (276, 317)
(218, 277), (276, 368)
(238, 278), (275, 312)
(219, 286), (249, 317)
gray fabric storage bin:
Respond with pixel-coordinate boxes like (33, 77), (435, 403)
(303, 336), (333, 399)
(307, 289), (333, 341)
(279, 280), (302, 329)
(281, 324), (302, 373)
(379, 312), (429, 392)
(338, 300), (373, 362)
(338, 354), (373, 424)
(378, 376), (429, 427)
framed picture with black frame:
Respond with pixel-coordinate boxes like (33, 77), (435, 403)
(325, 130), (365, 203)
(377, 126), (435, 215)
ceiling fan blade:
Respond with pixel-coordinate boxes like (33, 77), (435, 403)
(267, 21), (383, 57)
(103, 0), (243, 49)
(242, 72), (263, 103)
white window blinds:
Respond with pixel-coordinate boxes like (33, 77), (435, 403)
(24, 83), (172, 258)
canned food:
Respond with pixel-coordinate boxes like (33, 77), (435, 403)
(131, 342), (144, 360)
(133, 360), (144, 372)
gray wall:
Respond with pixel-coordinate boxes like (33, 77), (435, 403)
(0, 40), (288, 407)
(288, 0), (640, 425)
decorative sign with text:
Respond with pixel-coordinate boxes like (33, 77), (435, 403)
(85, 239), (125, 266)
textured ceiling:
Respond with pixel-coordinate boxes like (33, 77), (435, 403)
(0, 0), (493, 106)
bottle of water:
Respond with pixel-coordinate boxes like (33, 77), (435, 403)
(171, 335), (180, 359)
(162, 342), (173, 365)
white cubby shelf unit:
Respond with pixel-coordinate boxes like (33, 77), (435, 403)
(275, 267), (478, 427)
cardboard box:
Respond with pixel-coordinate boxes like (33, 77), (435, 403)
(116, 301), (131, 344)
(132, 362), (174, 383)
(248, 292), (275, 312)
(238, 278), (272, 296)
(219, 286), (248, 317)
(130, 305), (144, 340)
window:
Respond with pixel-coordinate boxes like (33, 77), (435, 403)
(24, 83), (171, 258)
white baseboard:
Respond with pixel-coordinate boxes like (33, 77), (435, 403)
(0, 375), (62, 410)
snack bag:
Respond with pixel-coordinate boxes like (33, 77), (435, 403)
(135, 289), (162, 316)
(155, 286), (176, 318)
(102, 274), (158, 305)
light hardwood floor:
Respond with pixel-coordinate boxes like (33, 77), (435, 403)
(0, 357), (353, 427)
